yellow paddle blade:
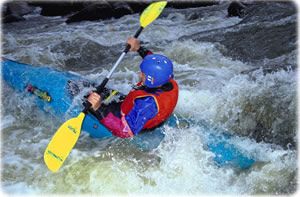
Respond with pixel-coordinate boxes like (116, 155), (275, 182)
(140, 1), (167, 28)
(44, 112), (85, 172)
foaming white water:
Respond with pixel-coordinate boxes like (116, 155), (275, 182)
(1, 50), (297, 196)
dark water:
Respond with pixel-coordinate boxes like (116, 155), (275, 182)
(1, 1), (297, 195)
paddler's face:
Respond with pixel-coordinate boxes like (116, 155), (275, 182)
(139, 72), (146, 85)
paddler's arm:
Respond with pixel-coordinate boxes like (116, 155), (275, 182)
(123, 96), (157, 135)
(88, 91), (158, 138)
(99, 96), (158, 138)
(126, 37), (153, 58)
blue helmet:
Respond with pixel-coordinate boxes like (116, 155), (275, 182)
(140, 54), (173, 88)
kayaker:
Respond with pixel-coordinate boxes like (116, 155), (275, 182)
(87, 37), (179, 138)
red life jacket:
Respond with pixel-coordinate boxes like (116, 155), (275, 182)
(121, 78), (179, 129)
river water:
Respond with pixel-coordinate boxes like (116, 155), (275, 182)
(1, 1), (297, 195)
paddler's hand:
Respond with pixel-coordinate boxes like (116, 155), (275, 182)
(88, 91), (102, 111)
(126, 37), (140, 51)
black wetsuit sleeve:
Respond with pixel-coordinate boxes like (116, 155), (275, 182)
(137, 46), (153, 58)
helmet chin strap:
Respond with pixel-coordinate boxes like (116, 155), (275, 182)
(136, 80), (173, 93)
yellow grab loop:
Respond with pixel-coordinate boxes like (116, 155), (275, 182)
(104, 90), (118, 102)
(44, 112), (85, 172)
(140, 1), (167, 28)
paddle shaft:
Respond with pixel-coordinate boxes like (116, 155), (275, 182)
(82, 26), (144, 113)
(44, 1), (167, 172)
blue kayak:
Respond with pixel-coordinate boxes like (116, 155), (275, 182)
(1, 57), (255, 169)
